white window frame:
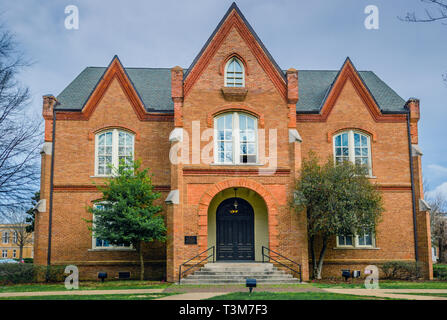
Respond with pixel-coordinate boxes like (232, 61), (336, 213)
(214, 112), (258, 165)
(91, 203), (132, 250)
(2, 232), (9, 244)
(12, 231), (17, 244)
(333, 130), (372, 176)
(94, 129), (135, 177)
(1, 249), (7, 258)
(12, 249), (16, 258)
(224, 57), (245, 87)
(336, 232), (375, 248)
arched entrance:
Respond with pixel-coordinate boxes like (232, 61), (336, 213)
(216, 197), (254, 260)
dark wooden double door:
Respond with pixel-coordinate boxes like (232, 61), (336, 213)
(216, 197), (254, 261)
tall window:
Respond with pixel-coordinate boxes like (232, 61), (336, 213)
(2, 232), (9, 244)
(337, 232), (374, 248)
(95, 129), (134, 176)
(1, 250), (7, 258)
(12, 250), (16, 258)
(333, 130), (372, 175)
(215, 112), (257, 164)
(225, 57), (244, 87)
(91, 204), (131, 250)
(12, 231), (17, 244)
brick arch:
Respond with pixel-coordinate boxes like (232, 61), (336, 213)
(327, 126), (377, 143)
(196, 178), (279, 254)
(218, 52), (250, 76)
(88, 125), (141, 141)
(207, 105), (265, 128)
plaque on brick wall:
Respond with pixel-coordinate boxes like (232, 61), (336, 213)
(184, 236), (197, 245)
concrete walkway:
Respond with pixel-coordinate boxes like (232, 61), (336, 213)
(156, 292), (224, 300)
(322, 288), (447, 300)
(0, 288), (164, 298)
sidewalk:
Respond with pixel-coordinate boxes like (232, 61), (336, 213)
(322, 288), (447, 300)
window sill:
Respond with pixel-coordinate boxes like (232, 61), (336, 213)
(210, 162), (264, 166)
(90, 175), (112, 178)
(88, 248), (135, 252)
(366, 175), (377, 179)
(333, 247), (380, 250)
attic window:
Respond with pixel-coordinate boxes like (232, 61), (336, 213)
(225, 57), (244, 87)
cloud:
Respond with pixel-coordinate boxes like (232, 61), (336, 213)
(427, 164), (447, 176)
(426, 182), (447, 200)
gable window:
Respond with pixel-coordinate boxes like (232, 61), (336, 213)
(214, 112), (257, 164)
(91, 204), (131, 250)
(225, 57), (244, 87)
(2, 232), (9, 244)
(337, 231), (375, 248)
(333, 130), (372, 175)
(95, 129), (134, 176)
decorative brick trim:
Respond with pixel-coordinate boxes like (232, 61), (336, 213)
(377, 185), (412, 192)
(184, 9), (287, 101)
(219, 52), (250, 76)
(53, 185), (171, 192)
(207, 104), (265, 127)
(296, 59), (407, 123)
(183, 168), (290, 176)
(327, 127), (377, 143)
(88, 125), (141, 141)
(196, 178), (280, 254)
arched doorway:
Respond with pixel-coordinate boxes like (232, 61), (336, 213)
(216, 197), (254, 260)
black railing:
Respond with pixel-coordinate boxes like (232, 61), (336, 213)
(178, 246), (215, 284)
(262, 246), (302, 283)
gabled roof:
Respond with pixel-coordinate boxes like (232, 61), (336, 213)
(184, 2), (285, 81)
(56, 66), (176, 112)
(56, 65), (406, 114)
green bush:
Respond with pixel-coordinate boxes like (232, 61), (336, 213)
(434, 264), (447, 280)
(0, 263), (35, 285)
(0, 264), (66, 285)
(381, 261), (423, 280)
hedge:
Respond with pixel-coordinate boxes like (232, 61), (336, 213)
(0, 264), (66, 285)
(381, 261), (423, 280)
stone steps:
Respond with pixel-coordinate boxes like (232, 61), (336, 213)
(180, 262), (301, 284)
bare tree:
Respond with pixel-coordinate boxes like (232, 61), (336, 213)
(425, 191), (447, 263)
(400, 0), (447, 23)
(5, 210), (33, 260)
(0, 25), (42, 215)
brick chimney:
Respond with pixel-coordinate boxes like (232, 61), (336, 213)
(171, 66), (184, 127)
(406, 98), (420, 144)
(42, 95), (57, 142)
(286, 68), (298, 128)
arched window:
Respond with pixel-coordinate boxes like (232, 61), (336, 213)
(214, 112), (257, 164)
(95, 129), (134, 176)
(333, 130), (372, 176)
(225, 57), (244, 87)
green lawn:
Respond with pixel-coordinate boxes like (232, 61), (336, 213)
(310, 280), (447, 289)
(0, 293), (174, 300)
(207, 291), (392, 300)
(0, 280), (171, 293)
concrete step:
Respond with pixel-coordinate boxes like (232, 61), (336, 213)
(179, 262), (301, 285)
(184, 274), (295, 280)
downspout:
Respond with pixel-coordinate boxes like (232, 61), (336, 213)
(47, 108), (56, 266)
(406, 109), (419, 262)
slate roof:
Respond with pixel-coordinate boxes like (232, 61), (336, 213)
(55, 66), (407, 113)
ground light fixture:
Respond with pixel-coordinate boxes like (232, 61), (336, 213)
(98, 272), (108, 282)
(246, 278), (256, 295)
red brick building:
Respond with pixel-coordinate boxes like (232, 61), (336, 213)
(35, 3), (433, 281)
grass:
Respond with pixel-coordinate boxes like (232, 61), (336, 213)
(0, 293), (175, 300)
(399, 292), (447, 298)
(0, 280), (171, 293)
(310, 280), (447, 289)
(207, 291), (392, 300)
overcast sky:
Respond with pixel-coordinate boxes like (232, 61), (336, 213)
(2, 0), (446, 198)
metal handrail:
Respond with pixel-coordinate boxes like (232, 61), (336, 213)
(178, 246), (215, 284)
(262, 246), (302, 283)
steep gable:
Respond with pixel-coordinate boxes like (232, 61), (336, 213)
(183, 2), (287, 100)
